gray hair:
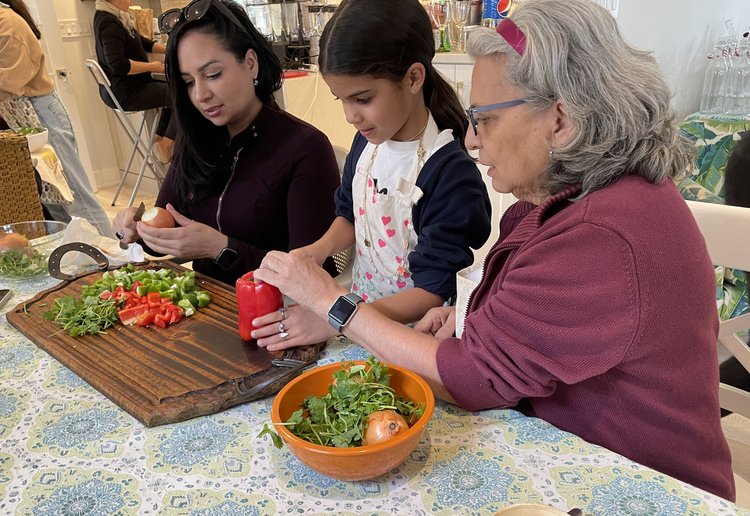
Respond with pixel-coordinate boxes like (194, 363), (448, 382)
(467, 0), (691, 198)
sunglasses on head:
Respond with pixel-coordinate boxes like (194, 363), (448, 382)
(158, 0), (248, 35)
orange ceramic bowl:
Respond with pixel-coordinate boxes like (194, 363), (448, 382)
(271, 360), (435, 481)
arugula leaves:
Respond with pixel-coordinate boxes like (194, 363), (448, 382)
(260, 357), (424, 449)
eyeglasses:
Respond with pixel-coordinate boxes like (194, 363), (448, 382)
(465, 99), (526, 135)
(158, 0), (248, 35)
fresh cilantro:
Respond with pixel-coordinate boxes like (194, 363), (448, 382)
(258, 357), (424, 448)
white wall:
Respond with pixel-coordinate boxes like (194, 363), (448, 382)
(617, 0), (750, 118)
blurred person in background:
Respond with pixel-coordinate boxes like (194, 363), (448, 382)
(94, 0), (175, 163)
(0, 0), (113, 235)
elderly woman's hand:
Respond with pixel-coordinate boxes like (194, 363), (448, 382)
(255, 251), (345, 314)
(252, 304), (338, 351)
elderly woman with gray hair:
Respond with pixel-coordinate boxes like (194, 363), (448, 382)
(255, 0), (735, 500)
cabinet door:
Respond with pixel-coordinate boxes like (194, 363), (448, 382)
(433, 64), (456, 88)
(454, 64), (473, 108)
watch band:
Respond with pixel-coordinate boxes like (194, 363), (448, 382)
(327, 292), (364, 332)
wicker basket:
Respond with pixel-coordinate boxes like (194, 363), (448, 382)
(0, 132), (44, 225)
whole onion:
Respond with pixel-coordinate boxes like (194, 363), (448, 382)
(362, 410), (408, 446)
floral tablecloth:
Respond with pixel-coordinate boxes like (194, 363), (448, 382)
(1, 275), (748, 516)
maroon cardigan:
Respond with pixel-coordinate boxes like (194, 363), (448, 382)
(156, 105), (340, 285)
(437, 176), (735, 501)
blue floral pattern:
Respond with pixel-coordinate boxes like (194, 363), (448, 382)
(16, 469), (141, 515)
(1, 277), (747, 515)
(159, 490), (275, 515)
(28, 402), (133, 458)
(549, 467), (719, 516)
(0, 453), (12, 502)
(0, 388), (28, 438)
(145, 416), (254, 477)
(591, 476), (688, 515)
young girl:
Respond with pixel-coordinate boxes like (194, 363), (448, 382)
(253, 0), (492, 349)
(112, 0), (340, 286)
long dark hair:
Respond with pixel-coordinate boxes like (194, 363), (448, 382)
(6, 0), (41, 39)
(165, 0), (282, 205)
(319, 0), (467, 147)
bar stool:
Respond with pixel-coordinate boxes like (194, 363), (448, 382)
(85, 59), (166, 207)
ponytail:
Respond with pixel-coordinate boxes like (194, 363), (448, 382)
(425, 66), (468, 149)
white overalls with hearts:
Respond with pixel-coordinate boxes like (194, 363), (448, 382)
(351, 116), (453, 301)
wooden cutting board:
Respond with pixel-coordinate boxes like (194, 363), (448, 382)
(6, 261), (322, 427)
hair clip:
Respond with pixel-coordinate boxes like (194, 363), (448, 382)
(497, 18), (526, 56)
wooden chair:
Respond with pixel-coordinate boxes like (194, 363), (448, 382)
(687, 200), (750, 418)
(0, 132), (44, 224)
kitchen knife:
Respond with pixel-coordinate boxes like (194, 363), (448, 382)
(118, 202), (147, 250)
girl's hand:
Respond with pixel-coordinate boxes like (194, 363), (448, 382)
(255, 251), (345, 313)
(112, 207), (140, 243)
(415, 306), (455, 339)
(136, 204), (227, 259)
(252, 304), (337, 351)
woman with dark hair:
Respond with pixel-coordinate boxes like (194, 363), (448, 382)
(251, 0), (492, 350)
(255, 0), (735, 501)
(0, 0), (113, 235)
(93, 0), (174, 158)
(112, 0), (340, 286)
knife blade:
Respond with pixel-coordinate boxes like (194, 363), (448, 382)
(133, 202), (146, 222)
(118, 202), (147, 250)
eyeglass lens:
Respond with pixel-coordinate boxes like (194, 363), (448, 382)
(466, 110), (478, 135)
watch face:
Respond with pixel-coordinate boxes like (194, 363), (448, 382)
(216, 247), (239, 268)
(329, 296), (356, 323)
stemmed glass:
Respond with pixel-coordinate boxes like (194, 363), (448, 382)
(451, 0), (472, 53)
(427, 0), (451, 52)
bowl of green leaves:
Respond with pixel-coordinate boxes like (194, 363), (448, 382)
(260, 357), (435, 481)
(14, 127), (48, 153)
(0, 220), (67, 281)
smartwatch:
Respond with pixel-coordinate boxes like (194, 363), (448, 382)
(214, 237), (239, 269)
(327, 292), (364, 332)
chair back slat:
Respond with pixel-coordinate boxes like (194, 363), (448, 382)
(686, 199), (750, 418)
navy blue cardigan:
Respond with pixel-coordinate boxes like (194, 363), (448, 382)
(335, 133), (492, 301)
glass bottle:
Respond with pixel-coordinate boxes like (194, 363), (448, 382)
(700, 40), (722, 113)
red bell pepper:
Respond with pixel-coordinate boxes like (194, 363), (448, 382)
(236, 271), (283, 341)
